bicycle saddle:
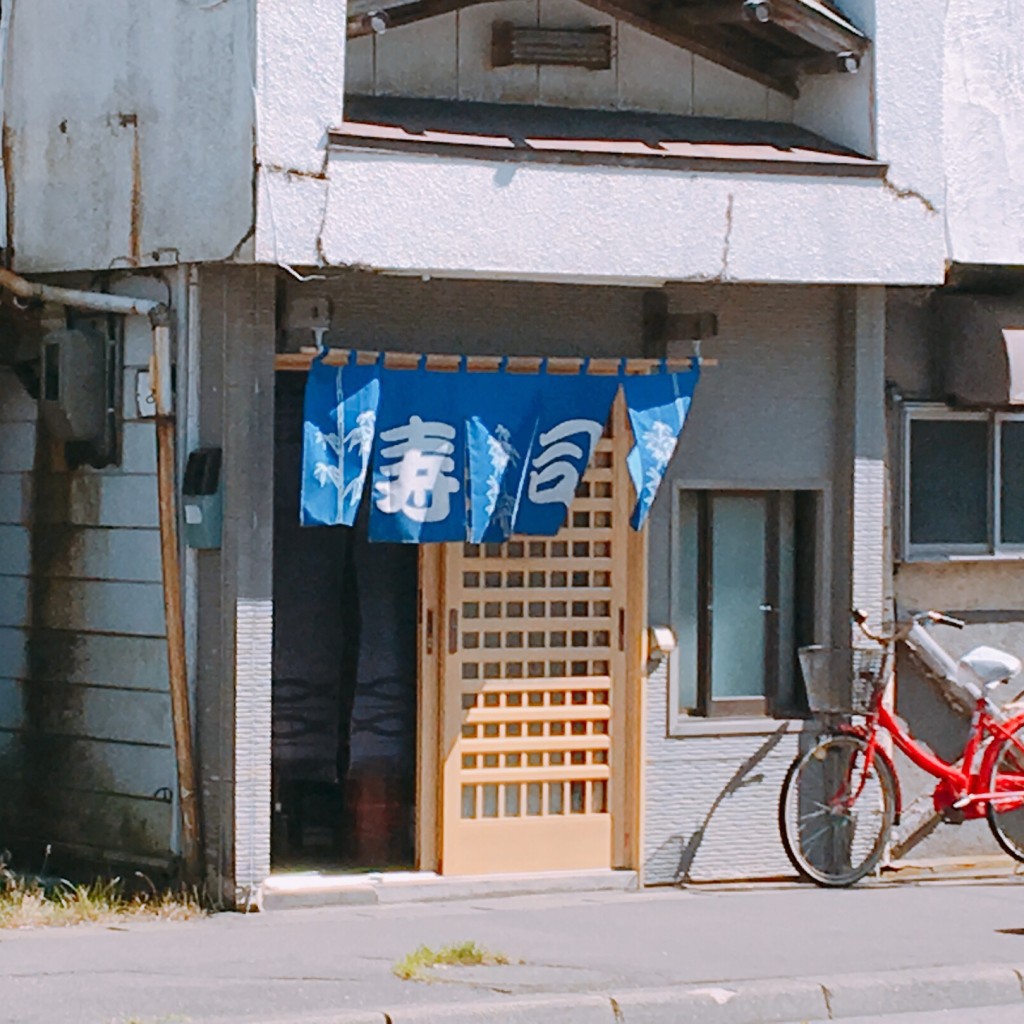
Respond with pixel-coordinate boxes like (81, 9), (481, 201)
(958, 645), (1023, 687)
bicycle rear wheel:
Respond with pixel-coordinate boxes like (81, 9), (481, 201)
(986, 721), (1024, 862)
(779, 735), (897, 887)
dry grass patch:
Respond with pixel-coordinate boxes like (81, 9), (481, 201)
(393, 940), (512, 981)
(0, 876), (207, 930)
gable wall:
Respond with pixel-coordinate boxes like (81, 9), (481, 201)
(346, 0), (795, 122)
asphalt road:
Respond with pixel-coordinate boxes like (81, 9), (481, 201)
(3, 879), (1024, 1023)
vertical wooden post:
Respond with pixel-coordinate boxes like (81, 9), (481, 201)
(152, 319), (203, 884)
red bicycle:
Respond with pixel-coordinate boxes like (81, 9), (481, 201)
(779, 609), (1024, 887)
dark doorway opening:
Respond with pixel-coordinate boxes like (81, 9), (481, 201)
(271, 373), (418, 870)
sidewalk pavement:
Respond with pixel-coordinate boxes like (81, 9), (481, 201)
(3, 877), (1024, 1023)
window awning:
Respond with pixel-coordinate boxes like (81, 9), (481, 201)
(293, 350), (705, 541)
(938, 296), (1024, 407)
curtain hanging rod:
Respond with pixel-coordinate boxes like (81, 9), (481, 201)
(274, 348), (715, 373)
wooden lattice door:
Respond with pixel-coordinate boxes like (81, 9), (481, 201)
(429, 400), (637, 875)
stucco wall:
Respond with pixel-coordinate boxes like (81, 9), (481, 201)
(254, 0), (347, 274)
(262, 0), (946, 286)
(305, 149), (945, 285)
(4, 0), (254, 273)
(943, 0), (1024, 267)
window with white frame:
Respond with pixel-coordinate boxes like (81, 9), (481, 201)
(904, 406), (1024, 558)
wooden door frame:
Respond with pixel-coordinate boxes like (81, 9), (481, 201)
(416, 545), (443, 872)
(619, 510), (647, 872)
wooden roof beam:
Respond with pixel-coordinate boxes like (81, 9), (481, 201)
(348, 0), (495, 38)
(578, 0), (799, 97)
(761, 0), (868, 55)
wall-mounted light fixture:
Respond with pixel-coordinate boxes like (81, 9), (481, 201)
(835, 50), (861, 73)
(742, 0), (772, 24)
(363, 9), (389, 35)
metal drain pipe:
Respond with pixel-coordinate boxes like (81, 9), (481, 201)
(0, 267), (203, 884)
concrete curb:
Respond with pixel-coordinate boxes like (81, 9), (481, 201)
(260, 868), (639, 910)
(217, 962), (1024, 1024)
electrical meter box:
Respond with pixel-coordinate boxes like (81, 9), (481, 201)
(182, 447), (223, 549)
(39, 327), (108, 441)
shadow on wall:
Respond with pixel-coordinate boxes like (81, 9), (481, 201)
(648, 724), (790, 884)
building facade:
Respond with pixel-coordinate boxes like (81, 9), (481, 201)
(2, 0), (1012, 904)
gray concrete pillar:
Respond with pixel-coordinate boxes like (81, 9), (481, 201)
(834, 286), (888, 643)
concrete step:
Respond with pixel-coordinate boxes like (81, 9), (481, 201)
(260, 867), (638, 910)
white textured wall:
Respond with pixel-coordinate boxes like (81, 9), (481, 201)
(5, 0), (254, 273)
(943, 0), (1024, 266)
(797, 0), (947, 224)
(305, 149), (945, 285)
(269, 0), (948, 287)
(254, 0), (347, 268)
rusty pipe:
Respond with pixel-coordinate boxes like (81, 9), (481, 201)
(0, 267), (169, 320)
(151, 323), (202, 884)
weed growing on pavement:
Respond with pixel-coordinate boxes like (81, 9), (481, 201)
(393, 940), (512, 980)
(0, 875), (207, 930)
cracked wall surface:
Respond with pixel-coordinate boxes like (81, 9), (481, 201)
(256, 0), (947, 286)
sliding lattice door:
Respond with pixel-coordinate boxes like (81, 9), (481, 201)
(428, 400), (637, 875)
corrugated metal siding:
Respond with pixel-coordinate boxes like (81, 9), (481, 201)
(0, 369), (35, 837)
(13, 307), (177, 869)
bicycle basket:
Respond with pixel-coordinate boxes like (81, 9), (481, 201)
(798, 646), (886, 715)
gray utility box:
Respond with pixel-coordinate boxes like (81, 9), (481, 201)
(39, 327), (108, 441)
(182, 447), (223, 549)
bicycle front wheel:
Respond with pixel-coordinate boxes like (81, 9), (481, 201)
(986, 720), (1024, 862)
(779, 735), (897, 887)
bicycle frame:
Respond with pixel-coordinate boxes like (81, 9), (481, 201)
(861, 690), (1024, 819)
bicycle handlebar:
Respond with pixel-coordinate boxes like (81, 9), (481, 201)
(921, 610), (965, 630)
(851, 607), (965, 644)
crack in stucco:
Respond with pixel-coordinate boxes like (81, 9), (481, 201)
(259, 161), (327, 182)
(720, 193), (734, 280)
(226, 224), (255, 262)
(314, 149), (331, 266)
(882, 176), (938, 214)
(821, 982), (835, 1019)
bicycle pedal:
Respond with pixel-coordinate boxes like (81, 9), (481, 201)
(941, 806), (966, 824)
